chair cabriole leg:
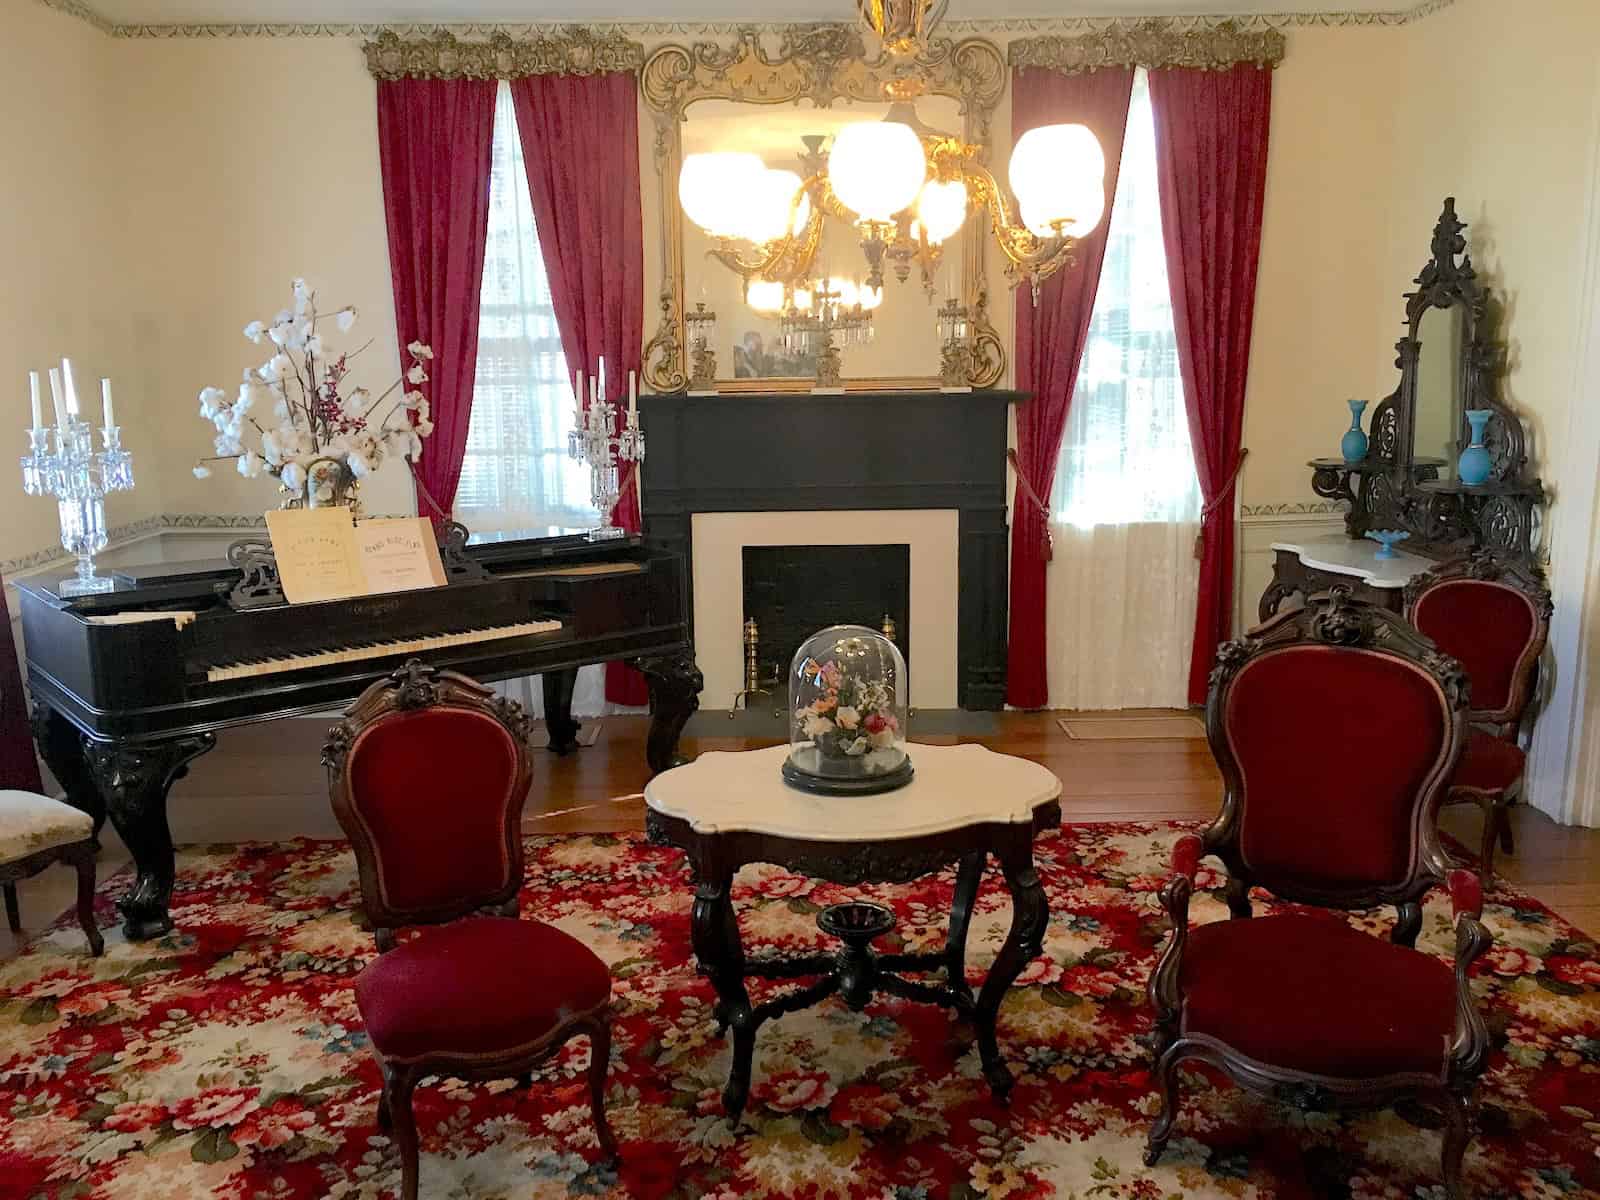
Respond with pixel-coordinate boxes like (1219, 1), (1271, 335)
(587, 1016), (618, 1159)
(1144, 1043), (1183, 1166)
(72, 849), (103, 956)
(1440, 1085), (1472, 1199)
(382, 1063), (420, 1200)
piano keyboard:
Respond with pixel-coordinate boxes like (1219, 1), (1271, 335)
(204, 618), (564, 683)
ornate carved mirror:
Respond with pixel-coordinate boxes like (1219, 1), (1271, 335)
(640, 25), (1007, 394)
(1316, 198), (1544, 561)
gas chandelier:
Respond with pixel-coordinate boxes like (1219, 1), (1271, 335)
(676, 0), (1107, 305)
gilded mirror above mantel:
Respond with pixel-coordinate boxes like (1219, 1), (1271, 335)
(641, 24), (1013, 394)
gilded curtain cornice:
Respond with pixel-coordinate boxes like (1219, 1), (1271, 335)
(362, 29), (645, 81)
(1009, 20), (1286, 74)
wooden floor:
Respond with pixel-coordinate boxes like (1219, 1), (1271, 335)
(6, 710), (1597, 958)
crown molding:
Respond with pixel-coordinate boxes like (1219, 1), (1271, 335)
(364, 27), (644, 78)
(35, 0), (1456, 41)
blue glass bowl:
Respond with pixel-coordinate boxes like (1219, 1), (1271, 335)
(1364, 529), (1411, 560)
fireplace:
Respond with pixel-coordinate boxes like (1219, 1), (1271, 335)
(639, 388), (1019, 710)
(743, 544), (911, 690)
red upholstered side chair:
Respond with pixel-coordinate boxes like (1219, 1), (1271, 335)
(1146, 591), (1493, 1199)
(1404, 552), (1552, 886)
(323, 660), (616, 1200)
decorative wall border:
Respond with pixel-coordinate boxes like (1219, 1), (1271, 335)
(1010, 19), (1286, 73)
(2, 513), (266, 580)
(36, 0), (1458, 41)
(1240, 500), (1344, 518)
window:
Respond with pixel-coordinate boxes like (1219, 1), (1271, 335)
(456, 81), (598, 533)
(1053, 69), (1201, 530)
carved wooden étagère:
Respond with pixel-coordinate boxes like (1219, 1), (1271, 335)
(1310, 198), (1545, 561)
(640, 24), (1008, 394)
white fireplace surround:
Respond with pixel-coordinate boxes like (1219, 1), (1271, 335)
(691, 510), (961, 710)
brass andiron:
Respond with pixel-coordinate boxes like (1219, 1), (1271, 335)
(731, 617), (778, 716)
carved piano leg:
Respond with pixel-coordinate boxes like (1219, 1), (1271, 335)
(84, 734), (216, 941)
(635, 652), (703, 775)
(541, 668), (582, 756)
(30, 704), (106, 840)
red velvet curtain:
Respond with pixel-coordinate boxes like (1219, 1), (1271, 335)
(376, 77), (498, 527)
(509, 71), (648, 706)
(1148, 65), (1273, 703)
(1, 578), (43, 792)
(1007, 67), (1135, 709)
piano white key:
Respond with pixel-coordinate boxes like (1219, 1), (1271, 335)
(204, 618), (563, 683)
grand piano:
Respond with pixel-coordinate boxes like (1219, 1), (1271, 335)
(16, 526), (702, 941)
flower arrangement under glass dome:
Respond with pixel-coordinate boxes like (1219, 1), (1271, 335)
(192, 278), (433, 514)
(782, 625), (912, 795)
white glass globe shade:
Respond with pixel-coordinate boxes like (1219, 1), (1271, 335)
(827, 277), (860, 308)
(1021, 177), (1105, 240)
(679, 152), (765, 237)
(792, 286), (813, 313)
(828, 121), (927, 222)
(916, 178), (969, 245)
(742, 169), (809, 244)
(746, 279), (786, 314)
(1008, 124), (1106, 238)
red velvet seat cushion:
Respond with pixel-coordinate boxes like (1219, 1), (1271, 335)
(1181, 913), (1454, 1080)
(355, 917), (610, 1062)
(1450, 729), (1525, 794)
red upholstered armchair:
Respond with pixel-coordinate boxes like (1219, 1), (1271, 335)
(324, 660), (616, 1200)
(1405, 552), (1552, 885)
(1146, 591), (1494, 1199)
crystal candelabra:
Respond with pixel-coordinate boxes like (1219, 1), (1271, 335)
(567, 394), (645, 543)
(20, 418), (135, 594)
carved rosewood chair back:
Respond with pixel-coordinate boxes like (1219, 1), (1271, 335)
(324, 660), (532, 940)
(1205, 590), (1469, 914)
(1405, 552), (1552, 733)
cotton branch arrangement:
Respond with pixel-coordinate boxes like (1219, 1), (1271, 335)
(194, 278), (434, 505)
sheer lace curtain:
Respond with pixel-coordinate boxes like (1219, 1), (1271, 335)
(1046, 69), (1202, 710)
(456, 83), (609, 717)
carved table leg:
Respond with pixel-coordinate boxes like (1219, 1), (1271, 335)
(691, 868), (755, 1122)
(30, 704), (106, 838)
(945, 851), (985, 1005)
(541, 668), (582, 755)
(635, 652), (704, 774)
(973, 829), (1049, 1105)
(84, 734), (216, 940)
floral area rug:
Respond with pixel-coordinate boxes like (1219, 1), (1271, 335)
(2, 824), (1597, 1199)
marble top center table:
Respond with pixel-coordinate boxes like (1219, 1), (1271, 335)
(645, 742), (1063, 1121)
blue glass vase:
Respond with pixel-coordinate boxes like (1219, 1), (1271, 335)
(1458, 409), (1492, 485)
(1340, 398), (1368, 463)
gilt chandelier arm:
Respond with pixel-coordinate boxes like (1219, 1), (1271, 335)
(958, 158), (1078, 299)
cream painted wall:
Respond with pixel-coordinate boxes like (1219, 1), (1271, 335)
(1375, 0), (1600, 825)
(1, 3), (160, 565)
(111, 35), (416, 523)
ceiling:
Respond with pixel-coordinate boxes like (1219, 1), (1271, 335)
(86, 0), (1406, 27)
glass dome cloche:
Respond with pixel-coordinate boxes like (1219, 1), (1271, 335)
(782, 625), (912, 795)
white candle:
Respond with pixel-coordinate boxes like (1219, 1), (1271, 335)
(29, 372), (42, 430)
(48, 367), (67, 428)
(576, 370), (585, 423)
(590, 371), (598, 408)
(597, 355), (606, 402)
(101, 378), (115, 429)
(628, 370), (638, 419)
(61, 357), (80, 417)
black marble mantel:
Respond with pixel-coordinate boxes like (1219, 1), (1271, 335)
(638, 389), (1021, 710)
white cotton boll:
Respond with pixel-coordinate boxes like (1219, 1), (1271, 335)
(192, 465), (212, 479)
(259, 354), (293, 383)
(304, 334), (323, 358)
(414, 416), (434, 438)
(261, 429), (284, 465)
(268, 324), (289, 348)
(341, 387), (370, 420)
(336, 307), (358, 333)
(288, 429), (315, 457)
(402, 390), (426, 410)
(406, 363), (428, 385)
(283, 322), (310, 352)
(407, 340), (434, 361)
(236, 451), (263, 478)
(292, 278), (312, 315)
(198, 387), (227, 419)
(280, 461), (306, 491)
(213, 433), (242, 456)
(243, 320), (266, 344)
(272, 397), (290, 423)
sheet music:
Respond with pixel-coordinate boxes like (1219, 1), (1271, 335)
(264, 508), (364, 604)
(354, 517), (448, 594)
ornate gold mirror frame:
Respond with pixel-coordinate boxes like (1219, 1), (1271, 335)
(641, 24), (1007, 394)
